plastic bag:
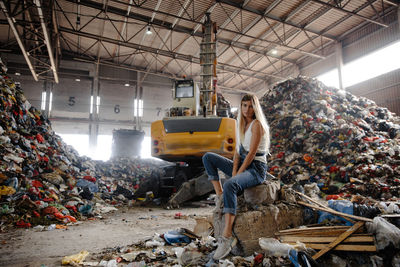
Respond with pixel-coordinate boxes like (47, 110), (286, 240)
(366, 217), (400, 250)
(218, 259), (235, 267)
(62, 250), (89, 265)
(259, 237), (294, 257)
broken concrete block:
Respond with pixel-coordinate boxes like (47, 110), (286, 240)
(244, 180), (280, 205)
(213, 203), (304, 256)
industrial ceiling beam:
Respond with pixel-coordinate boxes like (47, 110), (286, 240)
(34, 0), (59, 83)
(269, 4), (397, 86)
(218, 0), (310, 88)
(310, 0), (389, 27)
(141, 0), (191, 82)
(161, 2), (218, 76)
(0, 0), (38, 81)
(254, 0), (383, 83)
(215, 0), (336, 41)
(59, 26), (284, 80)
(63, 0), (321, 63)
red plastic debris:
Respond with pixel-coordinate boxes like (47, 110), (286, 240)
(83, 175), (96, 182)
(36, 133), (44, 143)
(277, 152), (285, 159)
(254, 253), (264, 265)
(33, 211), (40, 217)
(16, 220), (31, 228)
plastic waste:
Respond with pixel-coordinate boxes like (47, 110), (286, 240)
(61, 250), (89, 265)
(126, 261), (147, 267)
(259, 237), (294, 257)
(366, 216), (400, 250)
(172, 247), (185, 265)
(99, 259), (117, 267)
(318, 199), (354, 226)
(145, 240), (164, 247)
(392, 252), (400, 267)
(386, 202), (400, 214)
(47, 224), (56, 231)
(163, 229), (191, 245)
(218, 259), (235, 267)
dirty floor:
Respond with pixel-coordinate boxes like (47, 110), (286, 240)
(0, 206), (211, 267)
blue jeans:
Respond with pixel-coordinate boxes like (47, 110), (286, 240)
(202, 148), (267, 215)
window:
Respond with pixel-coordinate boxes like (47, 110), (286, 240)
(96, 96), (101, 114)
(90, 95), (93, 114)
(134, 99), (143, 117)
(48, 92), (53, 112)
(41, 91), (46, 110)
(175, 80), (194, 98)
(317, 40), (400, 88)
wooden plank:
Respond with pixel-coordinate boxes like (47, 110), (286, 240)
(294, 191), (356, 223)
(279, 235), (374, 243)
(285, 243), (377, 252)
(298, 201), (373, 222)
(381, 214), (400, 218)
(278, 226), (350, 233)
(277, 230), (352, 237)
(312, 221), (365, 260)
(276, 229), (366, 236)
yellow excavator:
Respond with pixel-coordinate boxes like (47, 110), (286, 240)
(151, 13), (237, 205)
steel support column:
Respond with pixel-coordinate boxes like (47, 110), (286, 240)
(89, 64), (100, 155)
(398, 4), (400, 31)
(336, 41), (344, 90)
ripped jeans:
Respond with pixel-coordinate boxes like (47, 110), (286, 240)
(202, 146), (267, 215)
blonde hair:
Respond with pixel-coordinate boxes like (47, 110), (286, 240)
(236, 93), (270, 154)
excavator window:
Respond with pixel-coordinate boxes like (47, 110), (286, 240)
(163, 118), (222, 133)
(175, 80), (194, 98)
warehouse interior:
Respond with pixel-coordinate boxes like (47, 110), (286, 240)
(1, 0), (400, 266)
(1, 0), (399, 159)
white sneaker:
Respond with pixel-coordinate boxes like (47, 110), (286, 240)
(213, 236), (237, 260)
(213, 194), (223, 214)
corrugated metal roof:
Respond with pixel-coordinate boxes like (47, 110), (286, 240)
(0, 0), (396, 91)
(268, 0), (303, 20)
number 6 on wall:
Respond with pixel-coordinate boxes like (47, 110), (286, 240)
(114, 105), (120, 114)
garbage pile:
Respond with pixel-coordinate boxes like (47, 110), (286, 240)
(0, 59), (167, 229)
(61, 227), (297, 267)
(261, 76), (400, 202)
(95, 157), (168, 201)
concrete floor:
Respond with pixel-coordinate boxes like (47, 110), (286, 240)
(0, 206), (211, 267)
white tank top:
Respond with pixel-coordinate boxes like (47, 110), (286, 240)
(242, 120), (267, 163)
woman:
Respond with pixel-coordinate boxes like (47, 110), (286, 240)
(202, 93), (270, 260)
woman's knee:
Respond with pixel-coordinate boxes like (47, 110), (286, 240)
(202, 152), (218, 164)
(202, 152), (211, 164)
(223, 179), (236, 192)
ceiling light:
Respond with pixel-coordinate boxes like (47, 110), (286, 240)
(271, 49), (278, 55)
(15, 72), (21, 76)
(124, 83), (130, 87)
(146, 26), (152, 35)
(75, 78), (81, 82)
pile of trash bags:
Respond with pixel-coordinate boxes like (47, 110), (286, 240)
(261, 76), (400, 201)
(0, 58), (168, 228)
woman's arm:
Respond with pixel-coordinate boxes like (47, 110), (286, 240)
(236, 120), (264, 175)
(232, 150), (240, 177)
